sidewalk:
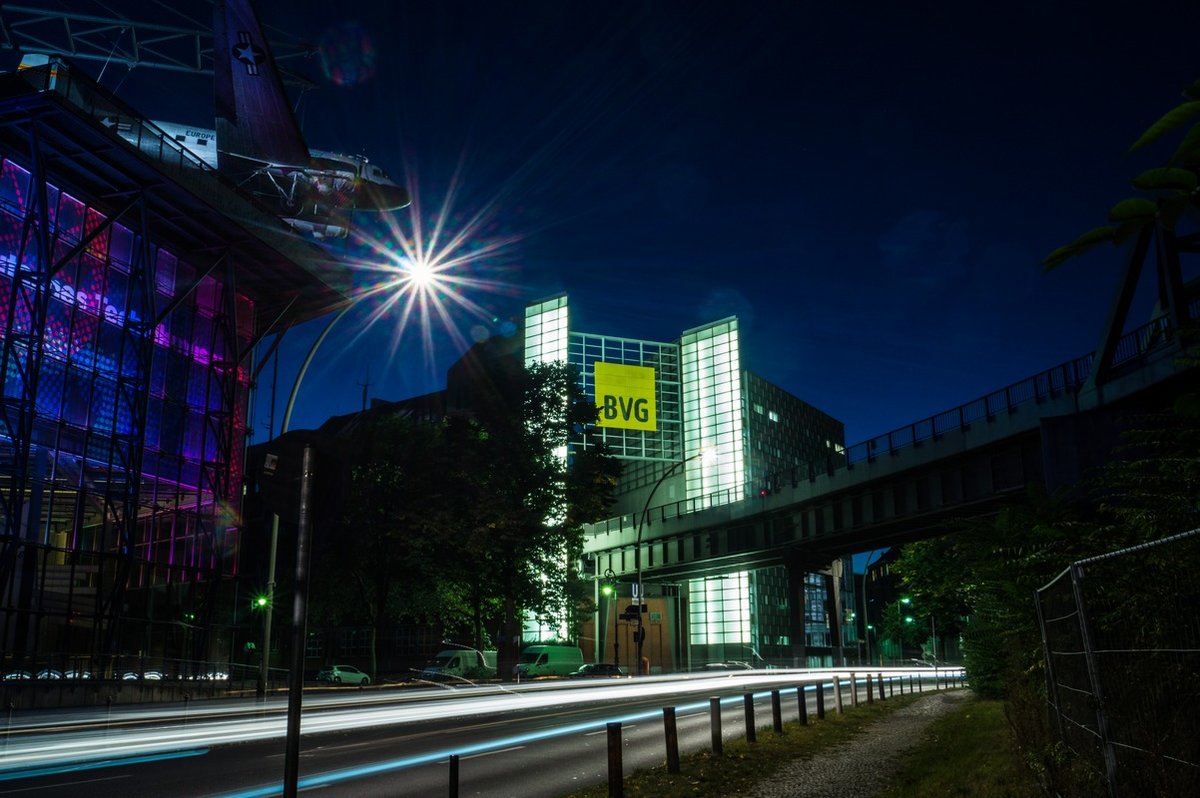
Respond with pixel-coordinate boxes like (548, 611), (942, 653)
(747, 689), (972, 798)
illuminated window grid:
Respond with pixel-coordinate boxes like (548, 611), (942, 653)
(524, 295), (568, 366)
(0, 159), (253, 581)
(688, 572), (751, 645)
(680, 319), (744, 505)
(568, 331), (681, 461)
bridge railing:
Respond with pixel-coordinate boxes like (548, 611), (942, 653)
(588, 304), (1194, 540)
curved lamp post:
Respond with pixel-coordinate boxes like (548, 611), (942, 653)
(257, 261), (435, 696)
(859, 548), (884, 666)
(259, 299), (360, 696)
(633, 449), (709, 676)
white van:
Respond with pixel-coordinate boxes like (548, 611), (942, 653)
(420, 649), (497, 680)
(513, 645), (585, 678)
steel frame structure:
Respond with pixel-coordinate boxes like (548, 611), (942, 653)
(0, 60), (343, 677)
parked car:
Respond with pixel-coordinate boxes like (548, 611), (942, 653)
(568, 663), (626, 678)
(316, 664), (370, 685)
(700, 661), (754, 672)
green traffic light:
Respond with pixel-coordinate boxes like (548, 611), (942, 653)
(904, 615), (915, 624)
(600, 584), (614, 597)
(254, 595), (269, 609)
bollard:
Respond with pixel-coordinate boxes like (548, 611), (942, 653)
(797, 685), (808, 725)
(877, 673), (885, 700)
(744, 693), (757, 743)
(919, 673), (924, 692)
(866, 671), (874, 703)
(771, 690), (783, 734)
(850, 672), (859, 707)
(909, 674), (914, 693)
(815, 682), (826, 720)
(663, 707), (680, 774)
(832, 675), (843, 714)
(449, 753), (459, 798)
(607, 722), (623, 798)
(710, 697), (723, 756)
(888, 676), (894, 698)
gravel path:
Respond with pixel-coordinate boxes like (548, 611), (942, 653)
(745, 689), (972, 798)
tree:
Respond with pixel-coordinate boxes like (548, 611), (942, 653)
(462, 360), (619, 679)
(310, 415), (477, 677)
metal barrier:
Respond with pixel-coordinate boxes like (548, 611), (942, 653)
(1036, 528), (1200, 796)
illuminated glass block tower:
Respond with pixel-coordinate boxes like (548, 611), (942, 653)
(525, 295), (850, 669)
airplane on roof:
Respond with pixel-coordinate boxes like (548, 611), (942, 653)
(18, 0), (409, 240)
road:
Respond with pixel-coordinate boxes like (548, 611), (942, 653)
(0, 668), (960, 796)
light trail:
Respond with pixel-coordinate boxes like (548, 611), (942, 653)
(0, 668), (961, 782)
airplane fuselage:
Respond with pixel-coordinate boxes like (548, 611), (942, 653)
(123, 119), (408, 238)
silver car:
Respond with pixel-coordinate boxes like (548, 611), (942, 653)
(316, 664), (370, 685)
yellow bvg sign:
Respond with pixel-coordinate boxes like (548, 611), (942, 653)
(595, 362), (656, 431)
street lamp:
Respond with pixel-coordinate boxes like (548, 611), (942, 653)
(601, 568), (618, 669)
(895, 596), (913, 665)
(859, 549), (884, 666)
(257, 258), (441, 696)
(634, 449), (711, 676)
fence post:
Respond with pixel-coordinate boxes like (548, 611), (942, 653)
(832, 675), (843, 714)
(663, 707), (680, 774)
(797, 684), (808, 725)
(744, 693), (757, 743)
(850, 672), (858, 707)
(877, 673), (885, 700)
(771, 690), (783, 734)
(710, 697), (723, 756)
(866, 671), (874, 703)
(607, 722), (623, 798)
(449, 754), (459, 798)
(888, 675), (894, 698)
(815, 682), (826, 719)
(1071, 563), (1119, 796)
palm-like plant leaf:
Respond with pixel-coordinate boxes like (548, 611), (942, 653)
(1130, 100), (1200, 153)
(1131, 167), (1197, 192)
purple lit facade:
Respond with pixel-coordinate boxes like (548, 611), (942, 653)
(0, 157), (252, 673)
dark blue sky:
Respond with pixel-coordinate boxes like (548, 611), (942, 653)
(50, 1), (1200, 444)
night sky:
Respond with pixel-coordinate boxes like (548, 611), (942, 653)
(27, 1), (1200, 445)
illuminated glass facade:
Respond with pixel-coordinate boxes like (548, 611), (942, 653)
(0, 146), (252, 673)
(527, 296), (851, 668)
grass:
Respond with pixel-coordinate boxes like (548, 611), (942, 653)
(563, 691), (928, 798)
(878, 695), (1038, 798)
(563, 690), (1039, 798)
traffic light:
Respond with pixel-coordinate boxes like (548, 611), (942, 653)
(253, 594), (269, 610)
(601, 583), (614, 598)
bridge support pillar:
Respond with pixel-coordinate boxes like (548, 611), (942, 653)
(784, 555), (809, 667)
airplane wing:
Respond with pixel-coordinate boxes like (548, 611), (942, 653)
(213, 0), (310, 172)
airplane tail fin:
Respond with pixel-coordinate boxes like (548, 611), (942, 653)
(213, 0), (309, 170)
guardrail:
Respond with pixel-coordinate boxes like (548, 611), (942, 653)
(440, 669), (968, 796)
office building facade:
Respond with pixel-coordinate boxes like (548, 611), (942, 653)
(524, 295), (852, 669)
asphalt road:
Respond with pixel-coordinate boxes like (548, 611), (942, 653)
(0, 668), (958, 797)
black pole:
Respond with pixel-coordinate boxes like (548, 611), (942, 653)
(797, 684), (808, 725)
(283, 445), (315, 798)
(709, 696), (723, 756)
(771, 689), (783, 734)
(663, 707), (680, 774)
(744, 693), (756, 743)
(449, 754), (459, 798)
(606, 722), (623, 798)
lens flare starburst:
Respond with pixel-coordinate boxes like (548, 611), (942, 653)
(337, 167), (520, 372)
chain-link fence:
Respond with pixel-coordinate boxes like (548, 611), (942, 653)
(1036, 529), (1200, 796)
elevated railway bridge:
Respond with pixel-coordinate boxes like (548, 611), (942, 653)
(582, 297), (1197, 666)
